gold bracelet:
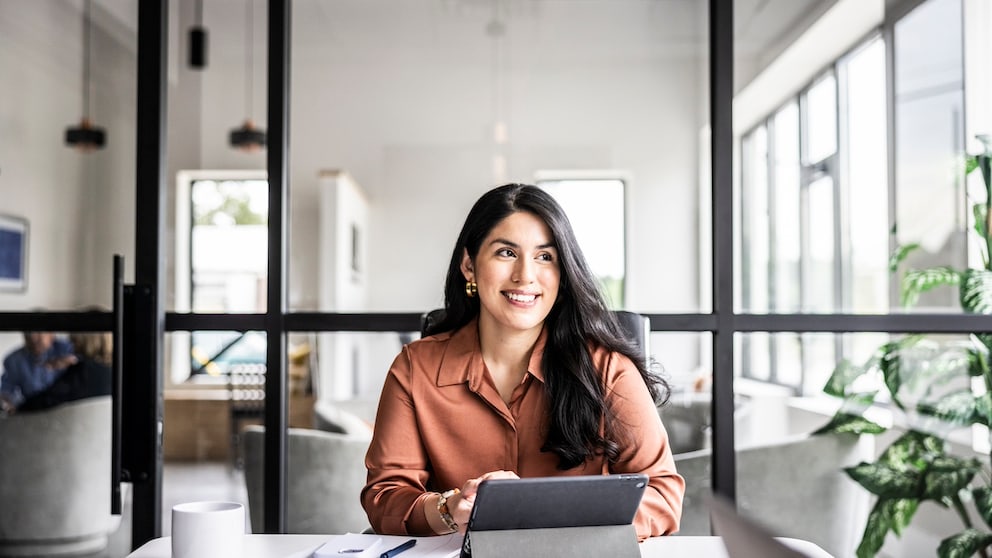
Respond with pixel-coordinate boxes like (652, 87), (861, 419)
(437, 488), (460, 533)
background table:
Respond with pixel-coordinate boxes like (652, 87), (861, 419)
(126, 534), (832, 557)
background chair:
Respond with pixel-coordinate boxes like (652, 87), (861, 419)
(228, 363), (266, 469)
(673, 432), (872, 558)
(242, 425), (372, 534)
(0, 397), (126, 557)
(313, 399), (375, 436)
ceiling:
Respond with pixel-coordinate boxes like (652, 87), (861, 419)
(90, 0), (838, 83)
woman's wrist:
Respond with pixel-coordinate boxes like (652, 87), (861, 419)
(424, 491), (458, 534)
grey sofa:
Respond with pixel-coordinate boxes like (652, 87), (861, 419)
(0, 396), (124, 557)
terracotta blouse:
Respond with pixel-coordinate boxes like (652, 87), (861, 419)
(361, 320), (684, 539)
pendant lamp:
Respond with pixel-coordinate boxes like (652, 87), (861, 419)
(229, 0), (266, 152)
(65, 0), (106, 152)
(487, 0), (508, 184)
(189, 0), (208, 69)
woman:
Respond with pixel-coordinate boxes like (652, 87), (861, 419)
(361, 184), (684, 539)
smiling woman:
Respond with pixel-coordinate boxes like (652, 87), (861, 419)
(361, 184), (685, 541)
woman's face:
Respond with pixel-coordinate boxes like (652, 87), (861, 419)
(461, 211), (561, 338)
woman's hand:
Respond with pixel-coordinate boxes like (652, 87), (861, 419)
(450, 470), (519, 532)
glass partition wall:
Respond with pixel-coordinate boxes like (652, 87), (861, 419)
(3, 0), (990, 556)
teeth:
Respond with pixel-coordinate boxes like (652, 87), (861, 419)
(506, 292), (536, 303)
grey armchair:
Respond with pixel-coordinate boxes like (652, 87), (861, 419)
(242, 425), (372, 534)
(0, 396), (125, 557)
(312, 399), (374, 436)
(673, 432), (872, 558)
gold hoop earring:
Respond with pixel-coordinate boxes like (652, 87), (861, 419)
(465, 281), (478, 298)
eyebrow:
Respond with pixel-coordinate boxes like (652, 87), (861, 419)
(488, 238), (557, 250)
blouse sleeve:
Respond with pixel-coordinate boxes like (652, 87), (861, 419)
(604, 352), (685, 539)
(360, 346), (435, 535)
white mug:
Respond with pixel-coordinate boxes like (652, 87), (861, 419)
(171, 501), (245, 558)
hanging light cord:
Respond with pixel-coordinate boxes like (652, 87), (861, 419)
(195, 0), (203, 26)
(245, 0), (254, 123)
(83, 0), (92, 120)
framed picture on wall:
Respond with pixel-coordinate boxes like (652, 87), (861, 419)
(0, 215), (28, 292)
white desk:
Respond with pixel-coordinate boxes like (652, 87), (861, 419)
(126, 534), (832, 558)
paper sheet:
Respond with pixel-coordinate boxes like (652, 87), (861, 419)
(312, 533), (462, 558)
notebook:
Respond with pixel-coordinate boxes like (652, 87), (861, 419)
(460, 474), (648, 557)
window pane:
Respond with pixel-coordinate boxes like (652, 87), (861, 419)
(772, 103), (801, 313)
(805, 74), (838, 164)
(804, 176), (835, 312)
(538, 179), (626, 308)
(894, 0), (965, 312)
(190, 178), (269, 314)
(842, 38), (889, 314)
(774, 333), (802, 387)
(741, 126), (770, 314)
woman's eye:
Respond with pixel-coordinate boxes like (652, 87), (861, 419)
(537, 252), (555, 262)
(496, 248), (516, 258)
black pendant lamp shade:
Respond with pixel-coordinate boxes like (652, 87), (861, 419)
(65, 118), (107, 151)
(189, 27), (208, 69)
(230, 0), (265, 151)
(66, 0), (106, 152)
(189, 0), (208, 69)
(229, 120), (266, 151)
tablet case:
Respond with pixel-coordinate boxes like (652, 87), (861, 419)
(461, 474), (647, 558)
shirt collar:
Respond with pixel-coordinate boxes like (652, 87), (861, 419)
(436, 318), (548, 387)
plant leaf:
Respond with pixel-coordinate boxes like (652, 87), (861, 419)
(961, 269), (992, 314)
(813, 412), (886, 436)
(878, 337), (925, 409)
(967, 342), (990, 377)
(922, 456), (981, 500)
(901, 267), (961, 308)
(976, 392), (992, 428)
(937, 528), (992, 558)
(974, 487), (992, 529)
(878, 341), (906, 408)
(857, 498), (919, 558)
(823, 358), (864, 398)
(879, 430), (945, 469)
(845, 462), (922, 498)
(966, 154), (979, 176)
(973, 202), (989, 244)
(917, 391), (983, 426)
(890, 243), (921, 273)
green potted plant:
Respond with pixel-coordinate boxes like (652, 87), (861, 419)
(816, 138), (992, 558)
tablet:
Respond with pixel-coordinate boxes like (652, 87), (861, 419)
(467, 473), (649, 532)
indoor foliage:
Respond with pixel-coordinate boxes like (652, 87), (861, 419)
(816, 141), (992, 558)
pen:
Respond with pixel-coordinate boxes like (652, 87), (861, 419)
(379, 539), (416, 558)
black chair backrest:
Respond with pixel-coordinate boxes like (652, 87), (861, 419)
(420, 308), (446, 337)
(420, 309), (650, 366)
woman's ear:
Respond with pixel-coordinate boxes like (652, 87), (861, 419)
(459, 249), (474, 281)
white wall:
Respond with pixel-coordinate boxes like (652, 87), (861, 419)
(0, 1), (136, 357)
(176, 1), (711, 377)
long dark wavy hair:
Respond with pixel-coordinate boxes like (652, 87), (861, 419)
(427, 183), (671, 470)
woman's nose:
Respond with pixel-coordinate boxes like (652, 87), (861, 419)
(513, 259), (535, 283)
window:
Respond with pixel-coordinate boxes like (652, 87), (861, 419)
(739, 35), (888, 393)
(536, 177), (627, 309)
(173, 172), (270, 381)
